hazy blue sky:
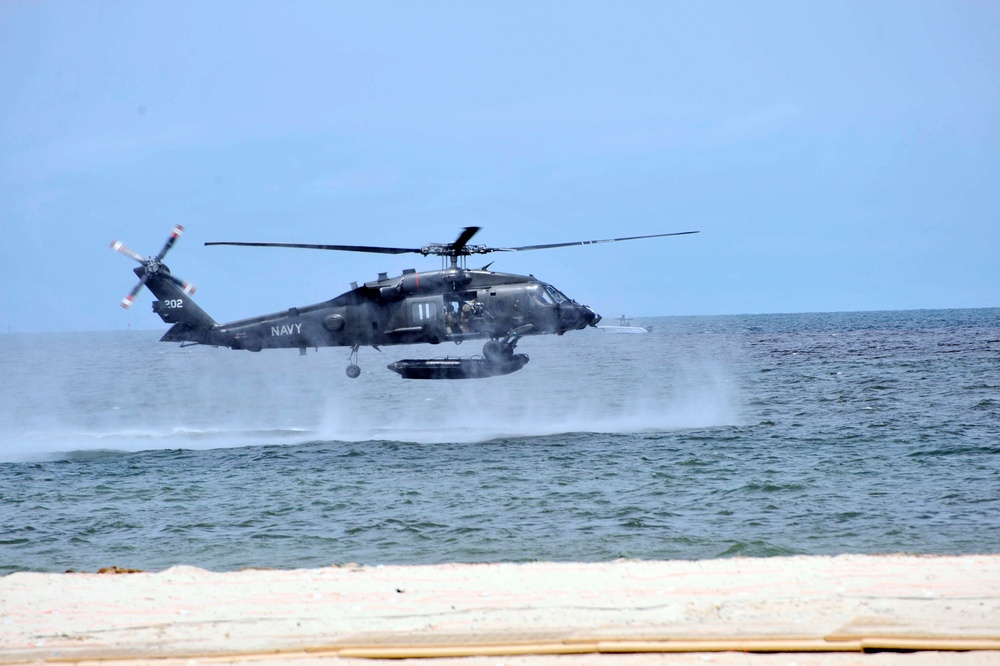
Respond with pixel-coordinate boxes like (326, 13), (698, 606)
(2, 1), (998, 332)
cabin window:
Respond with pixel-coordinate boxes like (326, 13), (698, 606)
(412, 302), (437, 321)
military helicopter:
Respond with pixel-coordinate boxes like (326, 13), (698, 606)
(111, 226), (698, 379)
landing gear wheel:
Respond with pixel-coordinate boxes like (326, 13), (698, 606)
(345, 344), (361, 378)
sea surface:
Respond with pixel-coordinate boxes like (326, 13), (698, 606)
(1, 308), (998, 574)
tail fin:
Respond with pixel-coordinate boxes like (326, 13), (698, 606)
(140, 268), (218, 343)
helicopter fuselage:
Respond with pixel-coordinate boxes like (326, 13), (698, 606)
(153, 266), (599, 355)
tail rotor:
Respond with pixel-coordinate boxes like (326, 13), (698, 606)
(110, 225), (196, 309)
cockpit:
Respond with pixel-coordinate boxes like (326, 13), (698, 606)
(535, 282), (570, 305)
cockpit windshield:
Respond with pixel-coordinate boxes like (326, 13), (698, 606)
(543, 283), (569, 303)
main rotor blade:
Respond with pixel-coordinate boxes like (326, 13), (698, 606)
(109, 240), (145, 264)
(205, 241), (422, 255)
(498, 230), (699, 252)
(205, 229), (698, 258)
(450, 226), (480, 255)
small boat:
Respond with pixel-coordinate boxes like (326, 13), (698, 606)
(387, 354), (529, 379)
(597, 315), (652, 334)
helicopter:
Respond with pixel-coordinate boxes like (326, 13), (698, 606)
(111, 226), (698, 379)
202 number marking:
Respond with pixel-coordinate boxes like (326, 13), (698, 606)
(162, 299), (184, 309)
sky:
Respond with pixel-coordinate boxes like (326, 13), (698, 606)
(1, 1), (998, 332)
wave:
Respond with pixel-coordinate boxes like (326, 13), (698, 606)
(0, 427), (315, 462)
(0, 407), (735, 462)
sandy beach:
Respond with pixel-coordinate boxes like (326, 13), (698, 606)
(2, 555), (999, 665)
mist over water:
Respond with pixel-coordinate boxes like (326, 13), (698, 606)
(0, 327), (740, 459)
(1, 309), (998, 572)
(317, 346), (739, 444)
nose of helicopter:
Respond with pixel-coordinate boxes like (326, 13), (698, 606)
(561, 302), (600, 330)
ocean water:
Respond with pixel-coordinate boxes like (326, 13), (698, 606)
(1, 308), (998, 573)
